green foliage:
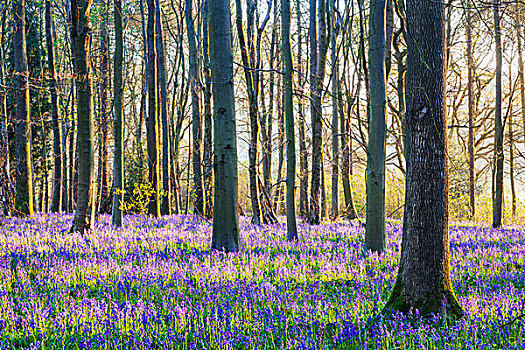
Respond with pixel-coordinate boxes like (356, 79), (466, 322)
(117, 181), (156, 215)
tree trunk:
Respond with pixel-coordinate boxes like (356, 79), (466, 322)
(235, 0), (262, 224)
(365, 0), (387, 252)
(156, 0), (171, 215)
(209, 0), (240, 252)
(308, 0), (328, 224)
(492, 0), (503, 228)
(146, 0), (161, 216)
(282, 0), (297, 240)
(466, 3), (475, 219)
(384, 0), (463, 318)
(98, 1), (111, 214)
(111, 0), (124, 226)
(46, 0), (63, 213)
(13, 0), (34, 216)
(330, 0), (340, 219)
(186, 0), (205, 216)
(70, 0), (95, 233)
(202, 0), (213, 218)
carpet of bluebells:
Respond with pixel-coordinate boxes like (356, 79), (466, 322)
(0, 214), (523, 349)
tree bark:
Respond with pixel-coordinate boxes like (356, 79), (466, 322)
(70, 0), (95, 233)
(210, 0), (240, 252)
(111, 0), (124, 226)
(282, 0), (298, 240)
(186, 0), (205, 216)
(13, 0), (34, 216)
(330, 0), (340, 219)
(146, 0), (161, 216)
(384, 0), (463, 318)
(365, 0), (387, 252)
(466, 3), (475, 219)
(156, 0), (171, 215)
(492, 0), (503, 228)
(202, 0), (213, 218)
(46, 0), (63, 213)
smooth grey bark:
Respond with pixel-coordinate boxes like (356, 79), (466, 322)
(46, 0), (63, 213)
(282, 0), (297, 240)
(384, 0), (463, 318)
(146, 0), (160, 216)
(13, 0), (34, 216)
(365, 0), (387, 252)
(70, 0), (95, 233)
(186, 0), (205, 216)
(492, 0), (503, 228)
(209, 0), (240, 252)
(308, 0), (328, 224)
(202, 0), (213, 217)
(330, 0), (340, 219)
(156, 0), (171, 216)
(111, 0), (124, 226)
(296, 0), (308, 217)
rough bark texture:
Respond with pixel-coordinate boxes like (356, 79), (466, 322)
(111, 0), (124, 226)
(46, 0), (63, 213)
(13, 0), (34, 216)
(209, 0), (240, 252)
(384, 0), (463, 318)
(186, 0), (205, 216)
(492, 0), (503, 228)
(70, 0), (95, 233)
(282, 0), (298, 240)
(365, 0), (386, 252)
(156, 0), (171, 216)
(146, 0), (161, 216)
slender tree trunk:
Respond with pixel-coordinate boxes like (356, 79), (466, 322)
(13, 0), (34, 216)
(210, 0), (240, 252)
(509, 87), (516, 217)
(365, 0), (387, 252)
(330, 0), (340, 219)
(384, 0), (463, 318)
(0, 7), (12, 215)
(146, 0), (161, 216)
(492, 0), (503, 228)
(202, 0), (213, 218)
(517, 9), (525, 177)
(111, 0), (124, 226)
(282, 0), (297, 239)
(98, 2), (111, 214)
(70, 0), (95, 233)
(308, 0), (328, 224)
(466, 3), (475, 219)
(46, 0), (63, 213)
(156, 0), (171, 215)
(186, 0), (205, 216)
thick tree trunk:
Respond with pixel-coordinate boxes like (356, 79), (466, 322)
(365, 0), (387, 252)
(146, 0), (161, 216)
(111, 0), (124, 226)
(202, 0), (213, 218)
(13, 0), (34, 216)
(70, 0), (95, 233)
(282, 0), (297, 240)
(156, 0), (171, 215)
(466, 4), (475, 219)
(330, 0), (340, 219)
(186, 0), (205, 216)
(209, 0), (240, 252)
(46, 0), (63, 213)
(384, 0), (463, 318)
(492, 0), (503, 228)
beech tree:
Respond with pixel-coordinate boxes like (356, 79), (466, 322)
(70, 0), (95, 233)
(210, 0), (240, 252)
(385, 0), (463, 318)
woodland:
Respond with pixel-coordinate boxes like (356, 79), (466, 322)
(0, 0), (524, 347)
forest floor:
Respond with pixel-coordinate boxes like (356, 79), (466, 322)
(0, 214), (523, 349)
